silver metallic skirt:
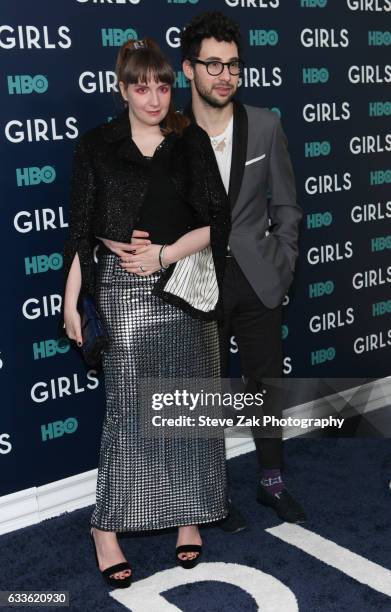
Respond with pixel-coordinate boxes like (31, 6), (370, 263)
(90, 252), (228, 531)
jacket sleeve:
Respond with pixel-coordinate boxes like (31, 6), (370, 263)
(186, 125), (231, 314)
(57, 136), (97, 338)
(267, 115), (303, 273)
(186, 125), (231, 249)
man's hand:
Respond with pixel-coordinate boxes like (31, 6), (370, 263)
(96, 230), (151, 261)
(131, 229), (150, 246)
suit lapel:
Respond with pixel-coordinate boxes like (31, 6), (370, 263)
(184, 100), (248, 210)
(228, 101), (248, 210)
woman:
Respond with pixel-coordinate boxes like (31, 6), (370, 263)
(60, 39), (231, 587)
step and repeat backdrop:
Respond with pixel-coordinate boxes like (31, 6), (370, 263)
(0, 0), (390, 497)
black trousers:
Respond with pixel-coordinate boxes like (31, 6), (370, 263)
(219, 256), (283, 469)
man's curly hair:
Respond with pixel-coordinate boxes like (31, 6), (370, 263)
(180, 11), (241, 62)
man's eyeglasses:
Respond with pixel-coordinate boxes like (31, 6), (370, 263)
(189, 57), (244, 76)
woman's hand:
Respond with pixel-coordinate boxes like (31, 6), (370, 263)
(118, 227), (210, 276)
(64, 306), (82, 346)
(120, 243), (163, 275)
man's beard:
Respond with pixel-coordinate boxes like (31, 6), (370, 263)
(194, 76), (236, 109)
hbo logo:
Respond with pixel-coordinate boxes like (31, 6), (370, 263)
(25, 253), (63, 275)
(305, 141), (330, 157)
(16, 165), (56, 187)
(371, 236), (391, 252)
(101, 28), (138, 47)
(7, 74), (48, 95)
(369, 102), (391, 116)
(311, 347), (335, 365)
(368, 31), (391, 46)
(167, 0), (199, 4)
(307, 212), (333, 229)
(302, 68), (329, 83)
(301, 0), (327, 6)
(173, 71), (190, 89)
(309, 280), (335, 298)
(41, 418), (78, 442)
(33, 338), (70, 360)
(249, 30), (279, 46)
(370, 170), (391, 185)
(372, 300), (391, 316)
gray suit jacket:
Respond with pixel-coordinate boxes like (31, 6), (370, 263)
(187, 100), (302, 309)
(229, 101), (302, 308)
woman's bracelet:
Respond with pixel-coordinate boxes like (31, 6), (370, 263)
(159, 244), (169, 270)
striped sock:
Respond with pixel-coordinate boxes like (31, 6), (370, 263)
(260, 468), (284, 496)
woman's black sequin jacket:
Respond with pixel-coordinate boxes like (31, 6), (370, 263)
(58, 110), (231, 335)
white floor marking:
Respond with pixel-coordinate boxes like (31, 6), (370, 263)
(110, 561), (298, 611)
(267, 523), (391, 597)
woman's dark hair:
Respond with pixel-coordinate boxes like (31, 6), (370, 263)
(115, 37), (189, 136)
(180, 11), (241, 62)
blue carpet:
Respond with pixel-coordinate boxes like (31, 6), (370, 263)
(0, 439), (390, 611)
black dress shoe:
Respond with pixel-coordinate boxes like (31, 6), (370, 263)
(176, 544), (202, 569)
(256, 485), (307, 523)
(218, 500), (248, 533)
(90, 529), (132, 589)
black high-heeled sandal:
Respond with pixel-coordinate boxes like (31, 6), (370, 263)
(176, 544), (203, 569)
(90, 529), (132, 588)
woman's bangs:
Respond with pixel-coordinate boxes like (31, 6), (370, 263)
(124, 51), (174, 86)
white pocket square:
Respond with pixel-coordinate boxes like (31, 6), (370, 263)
(245, 154), (266, 166)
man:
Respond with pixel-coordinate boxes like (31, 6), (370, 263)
(99, 11), (306, 531)
(179, 11), (306, 530)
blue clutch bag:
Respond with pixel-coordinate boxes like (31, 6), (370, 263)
(78, 295), (109, 366)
